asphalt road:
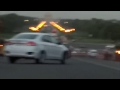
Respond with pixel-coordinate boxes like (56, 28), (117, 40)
(0, 57), (120, 79)
(71, 42), (108, 49)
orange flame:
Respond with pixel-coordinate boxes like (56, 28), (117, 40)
(50, 22), (65, 32)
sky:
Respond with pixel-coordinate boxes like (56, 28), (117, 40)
(0, 11), (120, 20)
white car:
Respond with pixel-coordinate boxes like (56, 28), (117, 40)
(4, 32), (69, 64)
(87, 49), (98, 57)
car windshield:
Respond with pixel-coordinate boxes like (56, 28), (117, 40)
(12, 34), (38, 39)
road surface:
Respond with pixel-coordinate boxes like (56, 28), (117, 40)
(0, 57), (120, 79)
(71, 42), (108, 49)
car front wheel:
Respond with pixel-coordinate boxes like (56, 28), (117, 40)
(8, 57), (18, 64)
(60, 52), (68, 64)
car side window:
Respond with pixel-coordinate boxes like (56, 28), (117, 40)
(50, 36), (59, 44)
(42, 35), (51, 43)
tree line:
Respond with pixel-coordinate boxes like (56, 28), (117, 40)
(0, 13), (38, 33)
(0, 14), (120, 41)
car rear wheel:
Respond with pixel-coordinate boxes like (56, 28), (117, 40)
(36, 52), (46, 64)
(8, 57), (18, 64)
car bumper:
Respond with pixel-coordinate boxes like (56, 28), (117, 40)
(4, 51), (38, 59)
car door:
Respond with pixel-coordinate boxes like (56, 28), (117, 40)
(50, 36), (62, 58)
(41, 35), (56, 59)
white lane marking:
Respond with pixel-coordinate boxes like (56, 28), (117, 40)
(77, 59), (120, 71)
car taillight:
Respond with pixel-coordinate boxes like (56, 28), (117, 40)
(0, 44), (3, 47)
(26, 42), (37, 46)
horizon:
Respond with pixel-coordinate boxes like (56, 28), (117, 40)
(0, 13), (119, 21)
(0, 11), (120, 20)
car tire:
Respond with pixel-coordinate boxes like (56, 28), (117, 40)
(8, 57), (17, 64)
(36, 51), (46, 64)
(60, 52), (68, 64)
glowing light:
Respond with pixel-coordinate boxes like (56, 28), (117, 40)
(65, 30), (71, 33)
(29, 21), (46, 32)
(24, 20), (29, 22)
(50, 22), (66, 32)
(116, 51), (120, 54)
(64, 28), (76, 33)
(0, 45), (3, 47)
(64, 22), (68, 24)
(29, 20), (75, 33)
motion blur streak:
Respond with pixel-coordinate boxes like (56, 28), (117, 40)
(50, 22), (65, 32)
(29, 21), (46, 31)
